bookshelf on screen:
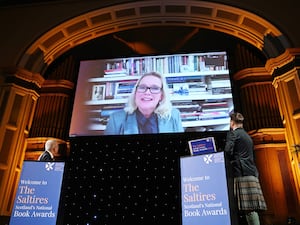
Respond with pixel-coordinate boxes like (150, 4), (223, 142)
(69, 51), (233, 136)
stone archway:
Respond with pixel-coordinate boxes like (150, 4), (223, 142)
(18, 0), (289, 74)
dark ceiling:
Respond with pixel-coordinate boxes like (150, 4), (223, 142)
(68, 26), (265, 60)
(44, 26), (266, 79)
(0, 0), (61, 6)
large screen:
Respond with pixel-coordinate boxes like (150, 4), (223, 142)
(69, 51), (233, 136)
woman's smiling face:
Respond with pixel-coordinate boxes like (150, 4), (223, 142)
(135, 75), (163, 117)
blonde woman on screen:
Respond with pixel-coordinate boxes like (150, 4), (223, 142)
(104, 72), (183, 135)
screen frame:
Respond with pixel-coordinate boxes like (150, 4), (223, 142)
(69, 51), (233, 137)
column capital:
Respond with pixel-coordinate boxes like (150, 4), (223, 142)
(0, 67), (45, 90)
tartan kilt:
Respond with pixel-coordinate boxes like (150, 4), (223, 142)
(234, 176), (267, 211)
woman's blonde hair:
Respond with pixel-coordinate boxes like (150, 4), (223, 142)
(124, 72), (173, 119)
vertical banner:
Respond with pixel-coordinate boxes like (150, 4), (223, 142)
(180, 152), (231, 225)
(10, 161), (65, 225)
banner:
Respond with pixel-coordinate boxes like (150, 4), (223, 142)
(180, 152), (231, 225)
(10, 161), (65, 225)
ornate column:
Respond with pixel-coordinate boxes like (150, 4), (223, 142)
(25, 55), (77, 161)
(29, 79), (74, 140)
(271, 49), (300, 205)
(26, 79), (74, 160)
(0, 67), (44, 218)
(233, 49), (300, 223)
(233, 67), (282, 130)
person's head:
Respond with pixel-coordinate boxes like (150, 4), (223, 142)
(125, 72), (172, 118)
(45, 139), (59, 156)
(229, 112), (244, 129)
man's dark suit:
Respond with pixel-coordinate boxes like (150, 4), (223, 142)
(224, 127), (258, 177)
(38, 151), (53, 161)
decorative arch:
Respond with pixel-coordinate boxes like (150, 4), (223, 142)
(18, 0), (290, 74)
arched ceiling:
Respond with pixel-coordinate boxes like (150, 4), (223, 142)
(19, 0), (288, 73)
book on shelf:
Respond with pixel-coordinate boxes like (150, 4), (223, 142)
(171, 81), (207, 96)
(105, 82), (116, 99)
(134, 58), (145, 75)
(201, 101), (229, 112)
(173, 101), (201, 112)
(103, 59), (128, 77)
(188, 82), (207, 93)
(104, 68), (127, 77)
(166, 75), (204, 83)
(180, 112), (202, 121)
(210, 79), (231, 88)
(201, 101), (228, 107)
(202, 107), (229, 112)
(212, 87), (231, 94)
(205, 55), (224, 65)
(180, 111), (229, 122)
(199, 111), (229, 120)
(104, 68), (127, 74)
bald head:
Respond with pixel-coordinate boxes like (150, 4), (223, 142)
(45, 139), (59, 155)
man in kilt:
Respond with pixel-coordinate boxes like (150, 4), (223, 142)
(224, 112), (267, 225)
